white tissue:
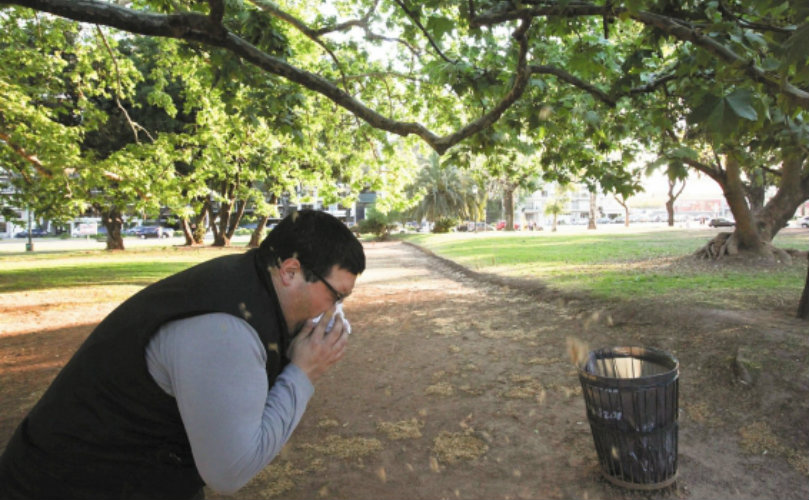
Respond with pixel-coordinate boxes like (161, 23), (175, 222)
(312, 303), (351, 335)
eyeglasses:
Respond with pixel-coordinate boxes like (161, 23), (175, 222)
(309, 268), (345, 304)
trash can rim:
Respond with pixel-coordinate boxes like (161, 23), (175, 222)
(578, 346), (679, 385)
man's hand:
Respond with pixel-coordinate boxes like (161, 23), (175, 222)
(288, 306), (349, 383)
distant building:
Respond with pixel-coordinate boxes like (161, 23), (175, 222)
(517, 183), (626, 228)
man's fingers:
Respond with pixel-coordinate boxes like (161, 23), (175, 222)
(323, 316), (345, 346)
(312, 306), (337, 337)
(330, 336), (348, 361)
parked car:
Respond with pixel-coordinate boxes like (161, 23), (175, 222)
(800, 216), (809, 228)
(495, 221), (520, 230)
(134, 225), (174, 238)
(708, 217), (735, 227)
(14, 228), (50, 238)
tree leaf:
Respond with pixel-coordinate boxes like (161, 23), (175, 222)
(426, 16), (455, 41)
(725, 89), (758, 121)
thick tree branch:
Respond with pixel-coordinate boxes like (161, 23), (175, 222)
(259, 0), (418, 57)
(0, 130), (52, 178)
(471, 3), (606, 27)
(248, 0), (350, 92)
(679, 157), (724, 185)
(717, 0), (794, 34)
(632, 10), (809, 108)
(529, 65), (676, 107)
(6, 0), (534, 154)
(628, 74), (677, 96)
(432, 17), (534, 152)
(472, 2), (809, 109)
(100, 170), (149, 199)
(530, 64), (615, 106)
(667, 175), (686, 201)
(0, 130), (151, 198)
(208, 0), (224, 24)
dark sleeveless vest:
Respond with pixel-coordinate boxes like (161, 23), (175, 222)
(0, 249), (290, 499)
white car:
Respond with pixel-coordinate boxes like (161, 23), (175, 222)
(800, 216), (809, 228)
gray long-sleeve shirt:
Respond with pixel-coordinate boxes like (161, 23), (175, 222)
(145, 313), (313, 494)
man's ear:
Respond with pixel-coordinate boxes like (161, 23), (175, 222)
(277, 257), (301, 286)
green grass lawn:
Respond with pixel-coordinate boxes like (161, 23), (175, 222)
(0, 247), (243, 293)
(403, 228), (808, 310)
(1, 229), (806, 311)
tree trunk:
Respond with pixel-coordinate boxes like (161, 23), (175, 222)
(504, 187), (515, 231)
(587, 191), (596, 230)
(180, 201), (209, 246)
(100, 206), (124, 250)
(212, 178), (248, 247)
(213, 191), (233, 247)
(665, 198), (675, 226)
(725, 154), (765, 252)
(213, 208), (231, 246)
(180, 219), (197, 246)
(551, 213), (558, 232)
(193, 203), (209, 245)
(666, 177), (685, 227)
(247, 215), (270, 248)
(695, 153), (809, 261)
(226, 198), (248, 242)
(695, 154), (764, 259)
(744, 175), (766, 218)
(754, 155), (808, 242)
(208, 203), (222, 245)
(798, 252), (809, 320)
(614, 195), (630, 227)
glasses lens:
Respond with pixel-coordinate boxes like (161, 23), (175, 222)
(311, 268), (343, 303)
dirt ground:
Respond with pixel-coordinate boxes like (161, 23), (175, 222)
(1, 241), (807, 499)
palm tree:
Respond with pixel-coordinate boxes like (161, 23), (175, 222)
(408, 153), (476, 226)
(544, 199), (565, 232)
(544, 185), (572, 232)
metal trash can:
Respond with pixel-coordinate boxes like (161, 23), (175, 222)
(578, 346), (679, 490)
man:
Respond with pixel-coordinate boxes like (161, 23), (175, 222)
(0, 209), (365, 499)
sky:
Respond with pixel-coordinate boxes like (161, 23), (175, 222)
(641, 171), (724, 201)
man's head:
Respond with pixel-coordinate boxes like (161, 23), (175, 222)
(260, 210), (365, 334)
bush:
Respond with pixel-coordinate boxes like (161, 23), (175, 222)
(357, 218), (388, 239)
(432, 217), (458, 233)
(357, 208), (397, 240)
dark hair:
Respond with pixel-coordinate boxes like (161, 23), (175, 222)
(259, 209), (365, 281)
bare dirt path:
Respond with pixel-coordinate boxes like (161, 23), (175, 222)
(220, 241), (809, 500)
(2, 241), (807, 499)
